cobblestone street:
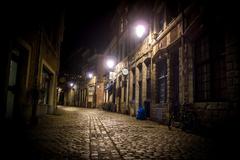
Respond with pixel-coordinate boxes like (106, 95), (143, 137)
(2, 106), (235, 160)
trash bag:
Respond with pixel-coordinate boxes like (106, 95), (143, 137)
(136, 105), (146, 120)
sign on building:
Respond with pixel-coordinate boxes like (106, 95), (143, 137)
(109, 72), (116, 80)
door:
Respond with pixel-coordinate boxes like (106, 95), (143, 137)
(138, 81), (142, 106)
(118, 87), (121, 112)
(6, 50), (19, 118)
(6, 46), (28, 119)
(42, 68), (51, 105)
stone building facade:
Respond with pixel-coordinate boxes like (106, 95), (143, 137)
(104, 0), (239, 129)
(77, 53), (106, 108)
(0, 6), (64, 123)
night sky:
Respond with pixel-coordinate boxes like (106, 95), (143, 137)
(2, 0), (121, 74)
(61, 1), (121, 72)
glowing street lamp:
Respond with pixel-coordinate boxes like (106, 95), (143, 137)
(106, 59), (115, 69)
(135, 24), (146, 38)
(88, 73), (93, 79)
(70, 82), (74, 87)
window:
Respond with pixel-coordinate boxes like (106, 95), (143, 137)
(195, 36), (211, 101)
(120, 18), (124, 32)
(158, 12), (164, 32)
(138, 65), (142, 81)
(212, 58), (226, 100)
(156, 57), (167, 103)
(146, 63), (151, 99)
(166, 0), (179, 25)
(146, 63), (151, 79)
(195, 34), (226, 101)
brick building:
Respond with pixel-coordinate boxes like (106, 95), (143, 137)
(104, 0), (239, 130)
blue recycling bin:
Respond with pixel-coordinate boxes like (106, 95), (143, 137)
(136, 105), (146, 120)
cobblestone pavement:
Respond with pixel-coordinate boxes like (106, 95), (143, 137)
(20, 106), (227, 160)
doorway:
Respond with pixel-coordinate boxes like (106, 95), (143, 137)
(170, 48), (180, 120)
(6, 46), (28, 119)
(41, 68), (52, 105)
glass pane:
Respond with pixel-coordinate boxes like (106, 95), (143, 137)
(8, 60), (18, 86)
(159, 78), (166, 102)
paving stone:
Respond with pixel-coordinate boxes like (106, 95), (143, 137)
(24, 107), (217, 160)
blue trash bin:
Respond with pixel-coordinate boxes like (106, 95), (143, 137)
(136, 105), (146, 120)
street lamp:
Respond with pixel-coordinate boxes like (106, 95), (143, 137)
(70, 82), (74, 87)
(106, 59), (115, 69)
(135, 24), (146, 38)
(88, 72), (93, 79)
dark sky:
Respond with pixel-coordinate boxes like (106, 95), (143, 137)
(61, 1), (121, 64)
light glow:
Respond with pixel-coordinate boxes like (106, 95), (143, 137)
(135, 24), (146, 38)
(88, 73), (93, 79)
(106, 59), (115, 69)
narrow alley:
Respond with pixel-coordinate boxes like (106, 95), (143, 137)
(1, 1), (239, 160)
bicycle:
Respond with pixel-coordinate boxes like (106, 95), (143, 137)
(180, 104), (199, 132)
(168, 111), (180, 130)
(168, 112), (174, 130)
(168, 104), (198, 132)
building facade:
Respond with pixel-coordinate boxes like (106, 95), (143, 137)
(0, 7), (64, 123)
(103, 0), (239, 130)
(80, 54), (106, 108)
(60, 51), (106, 109)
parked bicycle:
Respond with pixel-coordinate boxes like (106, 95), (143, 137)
(182, 104), (199, 132)
(168, 103), (199, 132)
(168, 107), (181, 130)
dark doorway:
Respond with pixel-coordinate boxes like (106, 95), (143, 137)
(41, 67), (52, 105)
(138, 81), (142, 106)
(171, 48), (180, 120)
(117, 76), (122, 113)
(144, 100), (150, 118)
